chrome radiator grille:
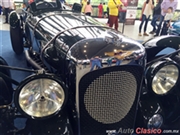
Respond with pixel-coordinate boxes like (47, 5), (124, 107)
(84, 71), (137, 124)
(78, 65), (143, 135)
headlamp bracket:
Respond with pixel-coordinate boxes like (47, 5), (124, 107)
(36, 69), (46, 75)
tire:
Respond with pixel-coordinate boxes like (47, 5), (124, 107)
(10, 26), (24, 55)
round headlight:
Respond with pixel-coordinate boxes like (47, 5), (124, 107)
(14, 74), (67, 119)
(152, 64), (179, 95)
(147, 59), (180, 95)
(147, 114), (163, 129)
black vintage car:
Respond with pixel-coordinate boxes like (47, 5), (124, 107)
(0, 0), (180, 134)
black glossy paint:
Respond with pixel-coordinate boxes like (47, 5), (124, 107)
(143, 35), (180, 62)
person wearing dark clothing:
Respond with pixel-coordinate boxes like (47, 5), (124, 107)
(155, 0), (178, 36)
(149, 0), (163, 34)
(119, 1), (127, 23)
(103, 3), (108, 18)
(160, 7), (173, 35)
(0, 6), (2, 15)
(107, 57), (112, 66)
(139, 0), (154, 36)
(1, 0), (14, 24)
(107, 7), (109, 17)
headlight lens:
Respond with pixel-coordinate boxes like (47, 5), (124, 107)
(147, 114), (163, 129)
(152, 64), (179, 95)
(18, 78), (65, 118)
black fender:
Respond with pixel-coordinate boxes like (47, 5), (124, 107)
(139, 93), (180, 129)
(9, 11), (24, 54)
(159, 95), (180, 124)
(137, 94), (163, 128)
(143, 36), (180, 62)
(0, 57), (13, 106)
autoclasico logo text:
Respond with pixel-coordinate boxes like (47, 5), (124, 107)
(106, 128), (179, 135)
(136, 128), (162, 134)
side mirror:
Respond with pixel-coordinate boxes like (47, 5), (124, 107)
(72, 3), (82, 12)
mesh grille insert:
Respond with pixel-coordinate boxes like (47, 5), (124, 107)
(84, 71), (137, 124)
(78, 65), (143, 135)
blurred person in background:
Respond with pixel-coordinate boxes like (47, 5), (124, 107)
(90, 56), (102, 71)
(119, 0), (127, 23)
(81, 0), (87, 13)
(0, 0), (2, 16)
(155, 0), (178, 36)
(138, 0), (154, 36)
(28, 0), (34, 4)
(106, 7), (110, 25)
(0, 5), (2, 15)
(12, 1), (15, 10)
(107, 57), (112, 66)
(160, 6), (173, 35)
(84, 1), (93, 16)
(22, 2), (27, 10)
(103, 3), (108, 18)
(108, 0), (123, 31)
(1, 0), (14, 23)
(149, 0), (163, 34)
(98, 3), (103, 18)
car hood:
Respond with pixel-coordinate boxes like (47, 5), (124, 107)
(30, 11), (145, 56)
(28, 11), (106, 40)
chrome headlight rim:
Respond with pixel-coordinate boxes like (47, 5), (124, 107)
(14, 73), (68, 120)
(146, 59), (180, 96)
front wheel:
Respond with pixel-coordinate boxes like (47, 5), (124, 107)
(10, 26), (24, 55)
